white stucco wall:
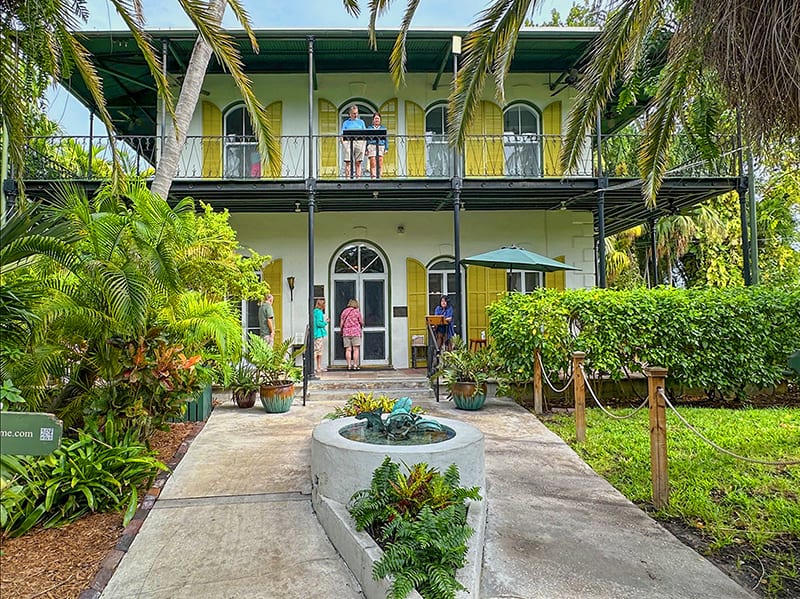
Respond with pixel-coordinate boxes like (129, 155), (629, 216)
(230, 209), (595, 368)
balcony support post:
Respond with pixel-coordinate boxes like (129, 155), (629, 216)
(307, 36), (315, 179)
(595, 108), (607, 288)
(305, 186), (316, 400)
(649, 214), (658, 287)
(453, 182), (463, 338)
(88, 110), (94, 179)
(161, 38), (168, 160)
(735, 111), (753, 286)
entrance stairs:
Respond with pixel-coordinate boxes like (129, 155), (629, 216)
(305, 368), (437, 403)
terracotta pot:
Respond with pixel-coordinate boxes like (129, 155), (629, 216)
(450, 381), (487, 411)
(233, 389), (257, 409)
(259, 382), (296, 413)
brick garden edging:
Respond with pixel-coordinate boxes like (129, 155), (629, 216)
(77, 421), (206, 599)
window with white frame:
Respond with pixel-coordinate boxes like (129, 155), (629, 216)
(224, 105), (261, 178)
(427, 258), (457, 315)
(507, 270), (542, 294)
(425, 104), (449, 177)
(242, 270), (263, 340)
(503, 104), (541, 176)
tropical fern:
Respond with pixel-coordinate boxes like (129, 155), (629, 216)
(348, 458), (481, 599)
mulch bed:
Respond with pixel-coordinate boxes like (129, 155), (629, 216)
(0, 422), (201, 599)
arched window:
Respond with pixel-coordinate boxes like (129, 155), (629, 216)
(503, 104), (541, 176)
(427, 258), (457, 315)
(425, 104), (449, 176)
(224, 105), (260, 178)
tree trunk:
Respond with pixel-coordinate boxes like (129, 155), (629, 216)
(150, 0), (226, 200)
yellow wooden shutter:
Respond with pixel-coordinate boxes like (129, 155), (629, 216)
(544, 256), (567, 290)
(406, 258), (427, 356)
(465, 101), (502, 177)
(542, 101), (563, 176)
(465, 265), (506, 341)
(202, 101), (222, 178)
(264, 101), (282, 178)
(379, 98), (398, 177)
(262, 259), (283, 341)
(319, 98), (338, 178)
(405, 101), (425, 177)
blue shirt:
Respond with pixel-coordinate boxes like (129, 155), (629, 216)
(366, 125), (388, 150)
(434, 304), (455, 338)
(342, 118), (366, 133)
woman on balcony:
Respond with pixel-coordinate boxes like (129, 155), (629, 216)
(366, 112), (388, 179)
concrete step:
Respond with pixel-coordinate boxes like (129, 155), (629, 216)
(307, 377), (431, 392)
(306, 388), (436, 403)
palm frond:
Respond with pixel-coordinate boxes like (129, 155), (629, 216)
(449, 0), (534, 148)
(367, 0), (394, 49)
(562, 0), (662, 174)
(388, 0), (421, 88)
(638, 30), (699, 206)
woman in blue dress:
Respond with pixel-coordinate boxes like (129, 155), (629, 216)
(434, 295), (454, 350)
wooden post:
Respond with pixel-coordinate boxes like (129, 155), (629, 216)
(572, 351), (586, 442)
(645, 367), (669, 508)
(533, 347), (543, 415)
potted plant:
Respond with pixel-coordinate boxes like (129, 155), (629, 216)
(432, 335), (494, 410)
(229, 361), (259, 408)
(248, 334), (305, 413)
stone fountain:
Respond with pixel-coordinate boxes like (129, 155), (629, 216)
(311, 399), (486, 599)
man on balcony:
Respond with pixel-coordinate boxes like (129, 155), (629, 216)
(342, 104), (366, 178)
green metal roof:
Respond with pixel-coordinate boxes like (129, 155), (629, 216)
(65, 28), (604, 136)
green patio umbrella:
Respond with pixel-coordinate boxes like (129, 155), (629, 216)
(461, 245), (580, 273)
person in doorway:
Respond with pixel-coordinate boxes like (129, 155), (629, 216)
(365, 112), (388, 178)
(342, 104), (366, 179)
(258, 293), (275, 346)
(340, 298), (363, 370)
(313, 298), (328, 375)
(434, 295), (454, 350)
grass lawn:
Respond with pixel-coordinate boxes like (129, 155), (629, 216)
(542, 406), (800, 598)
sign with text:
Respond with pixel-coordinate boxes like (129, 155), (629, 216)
(0, 412), (63, 455)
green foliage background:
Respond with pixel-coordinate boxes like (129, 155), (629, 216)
(488, 287), (800, 396)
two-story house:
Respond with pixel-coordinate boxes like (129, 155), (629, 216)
(24, 28), (738, 370)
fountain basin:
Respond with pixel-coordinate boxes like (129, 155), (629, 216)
(311, 416), (486, 599)
(311, 416), (485, 505)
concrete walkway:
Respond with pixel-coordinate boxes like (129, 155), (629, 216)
(100, 386), (755, 599)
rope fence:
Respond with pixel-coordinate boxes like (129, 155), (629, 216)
(659, 389), (800, 467)
(530, 348), (799, 507)
(580, 363), (648, 420)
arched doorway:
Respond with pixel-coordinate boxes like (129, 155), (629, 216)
(331, 242), (389, 367)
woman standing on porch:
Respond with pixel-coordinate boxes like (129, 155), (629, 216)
(340, 299), (363, 371)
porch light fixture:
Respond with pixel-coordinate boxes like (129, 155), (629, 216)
(286, 276), (295, 301)
(294, 201), (301, 213)
(560, 201), (567, 211)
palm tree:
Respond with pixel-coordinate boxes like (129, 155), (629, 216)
(354, 0), (799, 204)
(150, 0), (279, 199)
(1, 0), (173, 180)
(1, 0), (278, 200)
(6, 183), (241, 426)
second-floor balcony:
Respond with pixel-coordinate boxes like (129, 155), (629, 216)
(23, 133), (739, 182)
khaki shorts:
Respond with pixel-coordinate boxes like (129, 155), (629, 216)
(314, 337), (324, 355)
(342, 140), (365, 162)
(343, 335), (361, 348)
(366, 145), (385, 158)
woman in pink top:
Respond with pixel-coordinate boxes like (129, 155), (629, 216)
(340, 298), (363, 370)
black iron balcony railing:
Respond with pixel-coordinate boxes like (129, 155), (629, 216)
(22, 134), (739, 182)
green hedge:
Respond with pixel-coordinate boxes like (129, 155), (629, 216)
(487, 287), (800, 396)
